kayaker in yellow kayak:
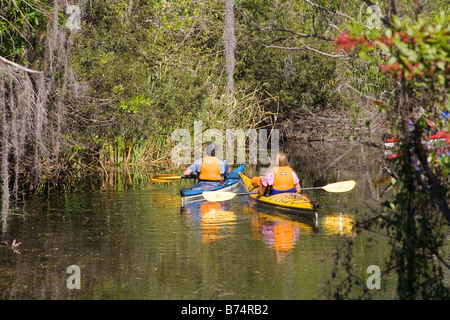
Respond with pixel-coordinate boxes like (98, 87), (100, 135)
(183, 143), (230, 181)
(257, 152), (301, 196)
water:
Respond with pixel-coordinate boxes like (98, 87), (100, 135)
(0, 142), (400, 300)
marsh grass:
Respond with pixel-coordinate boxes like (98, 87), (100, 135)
(98, 85), (274, 171)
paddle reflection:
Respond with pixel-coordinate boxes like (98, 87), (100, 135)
(322, 213), (355, 236)
(181, 201), (236, 243)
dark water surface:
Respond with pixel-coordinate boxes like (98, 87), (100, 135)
(0, 142), (410, 299)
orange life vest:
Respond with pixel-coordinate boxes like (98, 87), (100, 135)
(273, 222), (296, 252)
(199, 156), (221, 181)
(273, 166), (295, 190)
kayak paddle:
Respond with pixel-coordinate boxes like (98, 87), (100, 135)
(152, 174), (184, 180)
(301, 180), (356, 193)
(202, 191), (258, 202)
(202, 180), (356, 202)
(151, 174), (199, 182)
(151, 173), (240, 182)
(151, 178), (175, 183)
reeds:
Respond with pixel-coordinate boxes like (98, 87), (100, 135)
(98, 85), (273, 171)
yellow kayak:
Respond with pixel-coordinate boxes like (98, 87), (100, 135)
(239, 173), (319, 221)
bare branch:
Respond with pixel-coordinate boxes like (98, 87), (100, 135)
(300, 42), (347, 58)
(326, 17), (340, 32)
(303, 0), (352, 19)
(236, 3), (336, 42)
(263, 43), (347, 58)
(266, 27), (334, 42)
(0, 55), (41, 74)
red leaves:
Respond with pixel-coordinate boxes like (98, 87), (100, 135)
(378, 35), (393, 47)
(380, 61), (425, 79)
(334, 28), (450, 85)
(398, 32), (415, 44)
(334, 32), (360, 53)
(380, 62), (401, 73)
(334, 32), (375, 53)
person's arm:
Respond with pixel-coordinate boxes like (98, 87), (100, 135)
(223, 161), (230, 175)
(293, 171), (301, 193)
(183, 168), (192, 177)
(258, 184), (266, 196)
(259, 173), (273, 196)
(184, 160), (201, 177)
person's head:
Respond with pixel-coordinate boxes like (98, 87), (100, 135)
(275, 152), (289, 167)
(266, 152), (289, 174)
(264, 152), (290, 175)
(205, 142), (218, 157)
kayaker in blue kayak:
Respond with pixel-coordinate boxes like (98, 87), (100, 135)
(258, 152), (301, 196)
(183, 143), (230, 181)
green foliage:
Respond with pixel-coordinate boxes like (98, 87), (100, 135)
(69, 0), (268, 168)
(341, 11), (450, 299)
(2, 0), (450, 301)
(235, 0), (353, 116)
(375, 13), (450, 86)
(0, 0), (48, 66)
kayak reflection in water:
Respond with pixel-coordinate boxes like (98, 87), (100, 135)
(182, 201), (235, 243)
(250, 214), (303, 263)
(256, 152), (301, 196)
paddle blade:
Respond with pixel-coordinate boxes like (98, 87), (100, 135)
(202, 191), (237, 202)
(151, 174), (181, 180)
(371, 100), (385, 106)
(322, 180), (356, 193)
(151, 178), (173, 183)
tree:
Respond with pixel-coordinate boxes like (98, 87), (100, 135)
(332, 9), (450, 299)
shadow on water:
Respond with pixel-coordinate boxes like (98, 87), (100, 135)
(0, 141), (397, 300)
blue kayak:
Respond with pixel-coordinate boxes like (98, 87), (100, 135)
(181, 164), (245, 206)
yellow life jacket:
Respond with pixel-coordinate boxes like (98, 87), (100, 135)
(273, 166), (294, 190)
(199, 156), (221, 181)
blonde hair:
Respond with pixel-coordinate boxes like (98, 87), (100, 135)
(265, 152), (290, 175)
(277, 152), (289, 167)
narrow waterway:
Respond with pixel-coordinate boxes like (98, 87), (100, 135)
(0, 142), (404, 299)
